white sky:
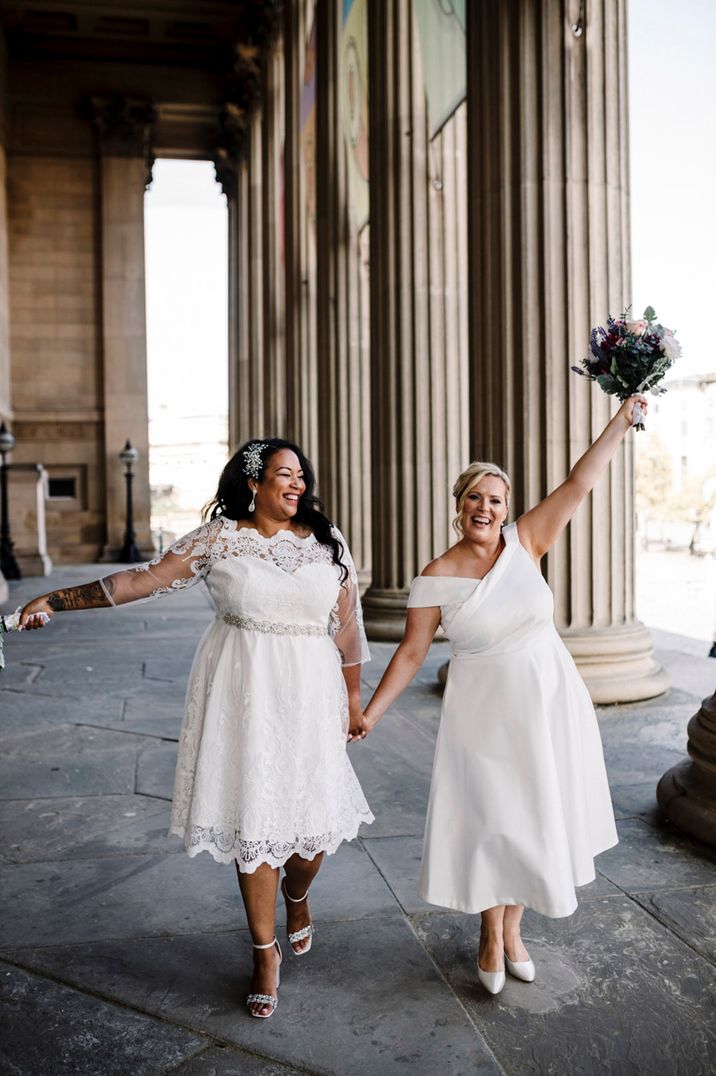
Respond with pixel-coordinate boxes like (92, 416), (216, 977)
(628, 0), (716, 376)
(144, 159), (228, 425)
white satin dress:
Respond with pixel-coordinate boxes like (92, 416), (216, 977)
(100, 518), (374, 871)
(407, 522), (617, 918)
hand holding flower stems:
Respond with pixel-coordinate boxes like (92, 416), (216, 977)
(572, 306), (681, 430)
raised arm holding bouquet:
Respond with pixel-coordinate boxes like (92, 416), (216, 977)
(572, 306), (681, 430)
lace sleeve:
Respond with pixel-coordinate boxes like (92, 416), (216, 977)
(99, 519), (222, 606)
(330, 526), (370, 666)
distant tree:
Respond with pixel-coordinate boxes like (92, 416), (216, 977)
(635, 435), (674, 517)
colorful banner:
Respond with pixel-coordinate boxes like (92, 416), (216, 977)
(340, 0), (369, 230)
(413, 0), (466, 138)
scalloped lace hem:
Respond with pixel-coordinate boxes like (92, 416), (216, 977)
(169, 813), (375, 871)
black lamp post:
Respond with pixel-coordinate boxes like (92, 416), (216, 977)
(118, 439), (142, 563)
(0, 422), (21, 580)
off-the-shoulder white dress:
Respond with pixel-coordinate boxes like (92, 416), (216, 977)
(408, 522), (617, 918)
(101, 518), (374, 871)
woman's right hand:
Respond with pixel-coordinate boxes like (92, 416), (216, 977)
(19, 597), (54, 630)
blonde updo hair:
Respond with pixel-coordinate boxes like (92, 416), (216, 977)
(452, 461), (511, 535)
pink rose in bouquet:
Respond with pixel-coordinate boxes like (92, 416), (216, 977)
(572, 306), (681, 430)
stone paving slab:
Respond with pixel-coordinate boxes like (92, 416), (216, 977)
(0, 840), (399, 950)
(4, 919), (502, 1076)
(414, 898), (716, 1076)
(608, 781), (664, 824)
(0, 746), (138, 799)
(2, 568), (716, 1075)
(0, 688), (123, 734)
(0, 722), (150, 758)
(0, 962), (207, 1076)
(64, 803), (178, 861)
(136, 742), (181, 799)
(168, 1044), (309, 1075)
(630, 885), (716, 965)
(0, 794), (170, 864)
(597, 818), (716, 892)
(348, 711), (432, 838)
(89, 696), (184, 739)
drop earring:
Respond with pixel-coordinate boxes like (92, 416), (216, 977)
(248, 489), (256, 513)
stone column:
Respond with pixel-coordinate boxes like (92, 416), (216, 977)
(362, 0), (469, 635)
(8, 463), (52, 576)
(91, 97), (155, 559)
(658, 693), (716, 848)
(0, 35), (10, 602)
(465, 0), (667, 703)
(222, 19), (286, 446)
(315, 0), (372, 573)
(283, 0), (318, 463)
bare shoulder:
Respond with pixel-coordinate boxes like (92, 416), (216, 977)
(421, 548), (461, 578)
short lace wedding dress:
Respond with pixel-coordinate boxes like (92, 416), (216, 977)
(100, 518), (374, 870)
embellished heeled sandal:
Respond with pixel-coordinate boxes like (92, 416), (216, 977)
(246, 937), (282, 1018)
(281, 877), (314, 955)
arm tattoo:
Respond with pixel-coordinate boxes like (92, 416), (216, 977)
(47, 580), (111, 612)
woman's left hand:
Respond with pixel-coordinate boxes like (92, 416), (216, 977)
(347, 710), (367, 743)
(619, 394), (648, 427)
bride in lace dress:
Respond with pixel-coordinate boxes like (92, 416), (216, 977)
(20, 438), (374, 1018)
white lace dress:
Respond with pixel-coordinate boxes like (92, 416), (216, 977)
(100, 518), (375, 870)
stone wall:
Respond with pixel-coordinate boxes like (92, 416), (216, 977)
(8, 156), (104, 562)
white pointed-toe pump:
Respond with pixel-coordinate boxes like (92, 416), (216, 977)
(504, 952), (536, 982)
(477, 960), (506, 995)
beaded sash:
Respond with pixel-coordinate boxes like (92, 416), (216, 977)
(223, 612), (328, 637)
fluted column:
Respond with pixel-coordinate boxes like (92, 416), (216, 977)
(466, 0), (667, 703)
(222, 11), (286, 446)
(362, 0), (469, 636)
(284, 0), (318, 462)
(315, 0), (371, 572)
(0, 37), (10, 601)
(658, 693), (716, 848)
(91, 97), (155, 559)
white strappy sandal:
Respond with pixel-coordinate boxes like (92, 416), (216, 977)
(281, 877), (314, 955)
(246, 937), (282, 1018)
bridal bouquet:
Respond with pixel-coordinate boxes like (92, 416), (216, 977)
(572, 306), (681, 430)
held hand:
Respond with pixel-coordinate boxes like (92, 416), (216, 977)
(19, 597), (53, 630)
(346, 710), (367, 743)
(618, 394), (648, 428)
(346, 710), (378, 744)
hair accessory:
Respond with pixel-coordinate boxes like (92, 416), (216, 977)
(242, 442), (266, 479)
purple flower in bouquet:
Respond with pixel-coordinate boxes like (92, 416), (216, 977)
(572, 306), (681, 430)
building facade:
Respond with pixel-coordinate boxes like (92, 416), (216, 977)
(0, 0), (668, 703)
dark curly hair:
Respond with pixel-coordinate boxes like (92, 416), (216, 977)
(203, 438), (348, 582)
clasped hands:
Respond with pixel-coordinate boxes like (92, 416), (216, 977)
(347, 710), (376, 743)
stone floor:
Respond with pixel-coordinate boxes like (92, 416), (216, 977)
(1, 566), (715, 1076)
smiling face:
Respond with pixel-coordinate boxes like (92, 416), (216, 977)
(459, 474), (509, 544)
(251, 448), (306, 520)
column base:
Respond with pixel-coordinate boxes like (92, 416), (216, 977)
(99, 545), (156, 564)
(362, 587), (410, 641)
(16, 552), (52, 577)
(657, 762), (716, 849)
(438, 620), (669, 704)
(560, 621), (669, 705)
(657, 693), (716, 848)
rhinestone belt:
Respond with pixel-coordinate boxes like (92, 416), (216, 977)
(223, 612), (328, 637)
